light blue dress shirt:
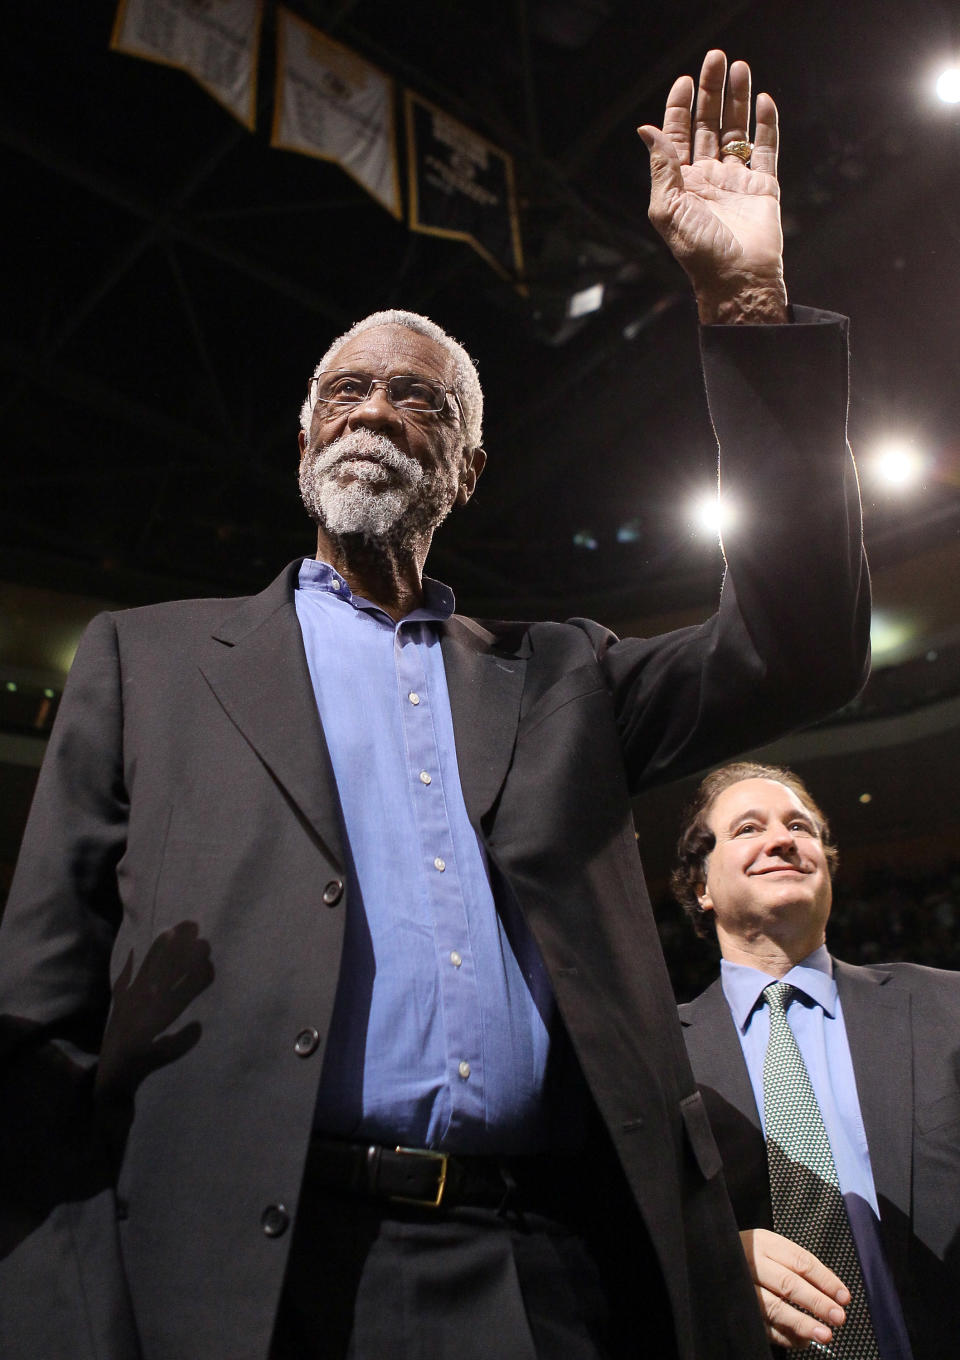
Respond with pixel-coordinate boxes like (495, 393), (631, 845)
(722, 946), (913, 1360)
(294, 559), (579, 1154)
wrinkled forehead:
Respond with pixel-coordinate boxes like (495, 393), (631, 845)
(326, 324), (454, 384)
(707, 778), (817, 833)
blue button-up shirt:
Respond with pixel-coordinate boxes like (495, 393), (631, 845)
(722, 947), (913, 1359)
(294, 558), (577, 1153)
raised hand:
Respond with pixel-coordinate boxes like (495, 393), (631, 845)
(638, 50), (787, 324)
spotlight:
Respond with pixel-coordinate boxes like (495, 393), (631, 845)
(870, 610), (914, 662)
(868, 441), (924, 490)
(690, 492), (735, 539)
(936, 67), (960, 103)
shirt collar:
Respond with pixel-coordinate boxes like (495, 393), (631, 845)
(296, 557), (456, 623)
(721, 944), (836, 1033)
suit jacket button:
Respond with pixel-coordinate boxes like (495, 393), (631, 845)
(261, 1204), (289, 1237)
(294, 1028), (320, 1057)
(322, 879), (344, 906)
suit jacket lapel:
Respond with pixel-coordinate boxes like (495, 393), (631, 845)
(199, 561), (345, 871)
(440, 615), (527, 830)
(680, 980), (771, 1228)
(198, 572), (529, 869)
(834, 959), (913, 1286)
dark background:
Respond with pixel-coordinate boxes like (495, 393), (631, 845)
(2, 1), (959, 986)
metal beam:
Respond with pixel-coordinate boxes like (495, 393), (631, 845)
(0, 123), (350, 327)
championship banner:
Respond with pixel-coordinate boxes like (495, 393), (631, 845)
(110, 0), (262, 131)
(405, 91), (524, 285)
(271, 8), (401, 221)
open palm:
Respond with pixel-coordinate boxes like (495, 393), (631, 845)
(667, 156), (781, 281)
(639, 52), (786, 321)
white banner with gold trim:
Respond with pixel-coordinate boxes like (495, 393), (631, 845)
(110, 0), (262, 131)
(271, 8), (401, 220)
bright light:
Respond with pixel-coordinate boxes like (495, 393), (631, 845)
(567, 283), (604, 318)
(868, 441), (924, 490)
(870, 610), (914, 662)
(936, 67), (960, 103)
(691, 492), (736, 539)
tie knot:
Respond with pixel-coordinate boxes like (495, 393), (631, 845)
(763, 980), (794, 1015)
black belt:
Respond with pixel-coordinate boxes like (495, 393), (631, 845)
(307, 1138), (542, 1212)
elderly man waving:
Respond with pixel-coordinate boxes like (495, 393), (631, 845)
(0, 52), (867, 1360)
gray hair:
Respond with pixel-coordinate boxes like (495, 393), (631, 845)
(299, 309), (484, 452)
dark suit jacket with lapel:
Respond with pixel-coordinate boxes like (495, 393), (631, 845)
(0, 310), (869, 1360)
(679, 960), (960, 1359)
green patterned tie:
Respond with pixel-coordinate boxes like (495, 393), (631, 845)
(762, 981), (879, 1358)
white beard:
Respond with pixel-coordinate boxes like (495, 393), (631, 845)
(299, 429), (458, 544)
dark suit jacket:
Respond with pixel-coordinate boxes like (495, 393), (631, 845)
(679, 960), (960, 1359)
(0, 312), (869, 1360)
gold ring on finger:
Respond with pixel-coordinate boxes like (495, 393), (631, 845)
(721, 140), (753, 165)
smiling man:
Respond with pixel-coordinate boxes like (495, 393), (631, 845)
(0, 52), (871, 1360)
(675, 763), (960, 1359)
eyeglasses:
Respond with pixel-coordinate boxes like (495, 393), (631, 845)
(309, 369), (465, 424)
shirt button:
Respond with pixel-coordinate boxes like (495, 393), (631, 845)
(408, 692), (420, 705)
(419, 770), (432, 785)
(450, 951), (462, 968)
(294, 1028), (320, 1057)
(458, 1060), (471, 1080)
(434, 857), (445, 872)
(261, 1204), (289, 1237)
(330, 579), (341, 590)
(322, 879), (344, 906)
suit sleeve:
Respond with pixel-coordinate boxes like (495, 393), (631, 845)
(0, 611), (129, 1209)
(0, 613), (141, 1354)
(0, 610), (127, 1037)
(592, 307), (870, 791)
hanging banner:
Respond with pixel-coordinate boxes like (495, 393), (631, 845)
(405, 91), (524, 285)
(271, 8), (401, 221)
(110, 0), (262, 131)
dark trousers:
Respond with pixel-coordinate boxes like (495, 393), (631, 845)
(269, 1144), (677, 1360)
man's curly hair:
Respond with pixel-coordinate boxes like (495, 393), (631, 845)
(671, 762), (839, 939)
